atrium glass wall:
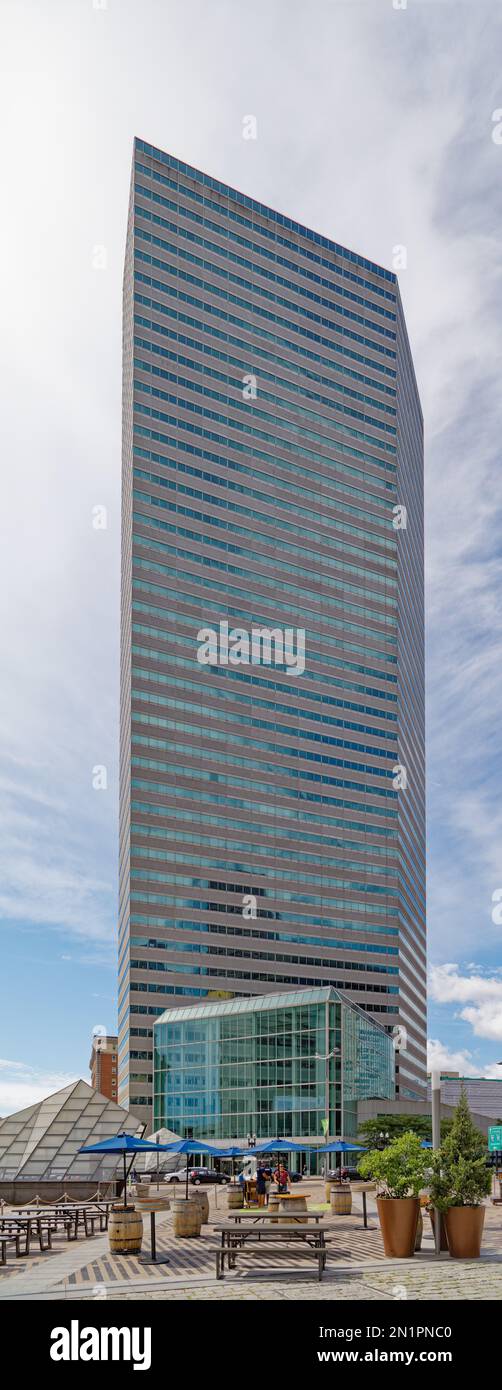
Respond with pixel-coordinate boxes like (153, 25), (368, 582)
(153, 988), (394, 1145)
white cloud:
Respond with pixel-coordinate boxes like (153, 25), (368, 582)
(427, 1038), (502, 1080)
(430, 964), (502, 1045)
(0, 1059), (83, 1118)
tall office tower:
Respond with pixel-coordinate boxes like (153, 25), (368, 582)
(119, 139), (426, 1122)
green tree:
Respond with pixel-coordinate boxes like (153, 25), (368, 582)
(429, 1087), (491, 1210)
(358, 1131), (429, 1198)
(358, 1113), (453, 1148)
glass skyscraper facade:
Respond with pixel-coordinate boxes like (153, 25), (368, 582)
(119, 139), (426, 1123)
(153, 988), (395, 1148)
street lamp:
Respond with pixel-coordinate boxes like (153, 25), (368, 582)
(377, 1130), (390, 1150)
(314, 1048), (341, 1161)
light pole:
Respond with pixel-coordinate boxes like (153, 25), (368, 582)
(314, 1048), (340, 1168)
(431, 1069), (442, 1255)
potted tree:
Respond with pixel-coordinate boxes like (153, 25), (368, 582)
(358, 1132), (428, 1257)
(429, 1088), (491, 1258)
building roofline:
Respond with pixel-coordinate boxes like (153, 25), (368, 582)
(133, 137), (397, 287)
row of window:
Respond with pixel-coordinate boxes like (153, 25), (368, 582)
(134, 342), (397, 450)
(128, 922), (398, 954)
(133, 173), (397, 313)
(130, 942), (397, 974)
(130, 794), (398, 847)
(132, 443), (397, 551)
(129, 823), (398, 874)
(130, 622), (398, 698)
(135, 146), (395, 286)
(133, 342), (396, 478)
(134, 192), (397, 360)
(134, 321), (397, 424)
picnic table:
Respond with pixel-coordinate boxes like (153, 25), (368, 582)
(0, 1213), (53, 1255)
(224, 1209), (324, 1226)
(213, 1218), (327, 1281)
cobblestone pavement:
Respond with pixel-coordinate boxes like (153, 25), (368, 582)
(107, 1261), (502, 1300)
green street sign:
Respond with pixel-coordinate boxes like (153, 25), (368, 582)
(488, 1126), (502, 1152)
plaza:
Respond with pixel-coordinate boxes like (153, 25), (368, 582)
(1, 1181), (501, 1302)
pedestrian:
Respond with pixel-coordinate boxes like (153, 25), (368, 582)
(274, 1163), (290, 1194)
(264, 1164), (272, 1205)
(256, 1164), (266, 1208)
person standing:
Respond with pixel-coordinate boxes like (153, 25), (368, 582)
(256, 1164), (267, 1208)
(274, 1163), (290, 1194)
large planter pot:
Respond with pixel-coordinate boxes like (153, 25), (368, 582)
(376, 1196), (420, 1258)
(108, 1205), (143, 1255)
(444, 1205), (485, 1259)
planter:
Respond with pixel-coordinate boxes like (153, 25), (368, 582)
(330, 1185), (352, 1216)
(444, 1205), (485, 1259)
(376, 1196), (420, 1258)
(108, 1205), (143, 1255)
(172, 1197), (202, 1238)
(429, 1207), (449, 1251)
(414, 1209), (423, 1251)
(188, 1188), (209, 1224)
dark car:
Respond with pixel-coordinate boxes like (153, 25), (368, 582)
(189, 1167), (230, 1186)
(289, 1170), (303, 1183)
(328, 1166), (367, 1182)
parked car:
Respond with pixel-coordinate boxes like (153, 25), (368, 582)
(163, 1166), (189, 1184)
(189, 1167), (230, 1185)
(328, 1166), (367, 1182)
(289, 1170), (303, 1183)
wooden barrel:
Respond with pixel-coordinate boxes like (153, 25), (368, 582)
(172, 1197), (201, 1238)
(280, 1195), (308, 1223)
(330, 1185), (352, 1216)
(325, 1181), (333, 1203)
(134, 1182), (151, 1200)
(268, 1195), (280, 1223)
(108, 1206), (143, 1255)
(188, 1188), (209, 1224)
(136, 1196), (170, 1214)
(227, 1185), (244, 1210)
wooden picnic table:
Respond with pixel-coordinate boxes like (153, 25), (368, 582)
(223, 1209), (324, 1225)
(0, 1213), (53, 1254)
(213, 1219), (327, 1280)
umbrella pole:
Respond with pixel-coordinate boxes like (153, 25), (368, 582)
(185, 1152), (189, 1202)
(123, 1151), (127, 1210)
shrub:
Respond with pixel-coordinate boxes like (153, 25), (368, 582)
(429, 1086), (491, 1210)
(358, 1131), (429, 1199)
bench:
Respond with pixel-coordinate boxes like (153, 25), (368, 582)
(0, 1231), (23, 1264)
(215, 1240), (326, 1281)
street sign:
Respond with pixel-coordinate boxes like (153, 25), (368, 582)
(488, 1125), (502, 1151)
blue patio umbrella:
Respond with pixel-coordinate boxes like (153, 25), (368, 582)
(308, 1140), (367, 1176)
(310, 1141), (367, 1152)
(159, 1137), (220, 1199)
(254, 1138), (306, 1153)
(78, 1132), (172, 1209)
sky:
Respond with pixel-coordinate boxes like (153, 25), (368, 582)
(1, 0), (502, 1115)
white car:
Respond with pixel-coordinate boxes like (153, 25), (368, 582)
(163, 1166), (189, 1184)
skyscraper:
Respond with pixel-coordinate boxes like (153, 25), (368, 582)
(119, 139), (426, 1123)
